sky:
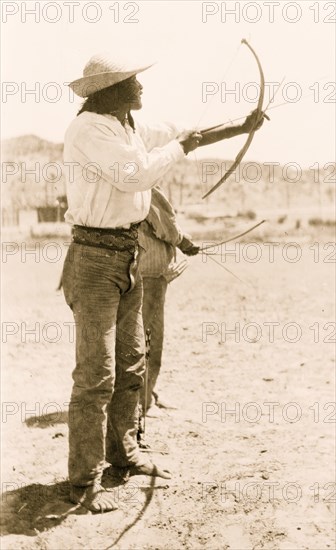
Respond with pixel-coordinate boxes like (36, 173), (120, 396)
(1, 0), (335, 168)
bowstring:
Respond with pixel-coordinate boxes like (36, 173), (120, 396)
(198, 75), (285, 134)
(195, 61), (283, 199)
(263, 75), (286, 112)
(194, 41), (242, 129)
(193, 41), (243, 200)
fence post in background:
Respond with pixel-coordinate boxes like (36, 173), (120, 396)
(240, 181), (246, 212)
(285, 181), (291, 210)
(179, 180), (183, 206)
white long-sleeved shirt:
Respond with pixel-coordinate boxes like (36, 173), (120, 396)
(63, 111), (185, 228)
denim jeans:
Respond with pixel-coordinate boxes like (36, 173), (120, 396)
(62, 243), (146, 487)
(140, 276), (168, 410)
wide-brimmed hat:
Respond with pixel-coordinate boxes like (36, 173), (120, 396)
(69, 53), (154, 98)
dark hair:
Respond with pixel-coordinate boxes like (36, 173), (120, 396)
(77, 82), (135, 131)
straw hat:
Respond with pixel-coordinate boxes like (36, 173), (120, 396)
(69, 53), (154, 98)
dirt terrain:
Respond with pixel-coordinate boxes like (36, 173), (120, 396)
(1, 219), (335, 550)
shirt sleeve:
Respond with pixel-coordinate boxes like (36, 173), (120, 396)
(146, 186), (183, 246)
(74, 121), (185, 193)
(136, 121), (186, 151)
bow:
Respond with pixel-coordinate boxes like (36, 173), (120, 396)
(202, 38), (265, 199)
(198, 219), (266, 252)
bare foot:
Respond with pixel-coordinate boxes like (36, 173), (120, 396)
(146, 404), (165, 418)
(155, 397), (178, 410)
(129, 461), (172, 479)
(70, 483), (118, 513)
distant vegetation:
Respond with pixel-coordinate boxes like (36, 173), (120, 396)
(2, 135), (64, 212)
(1, 135), (335, 224)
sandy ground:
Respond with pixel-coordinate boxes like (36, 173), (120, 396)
(1, 222), (335, 550)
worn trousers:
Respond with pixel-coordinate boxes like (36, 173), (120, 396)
(62, 243), (146, 487)
(140, 276), (168, 410)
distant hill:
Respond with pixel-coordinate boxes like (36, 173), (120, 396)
(2, 134), (63, 161)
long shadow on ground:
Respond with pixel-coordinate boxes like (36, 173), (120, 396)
(0, 480), (84, 536)
(25, 410), (69, 429)
(4, 411), (159, 544)
(1, 472), (132, 537)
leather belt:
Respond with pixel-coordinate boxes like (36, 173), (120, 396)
(72, 224), (139, 253)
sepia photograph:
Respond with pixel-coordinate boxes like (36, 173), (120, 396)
(1, 1), (335, 549)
